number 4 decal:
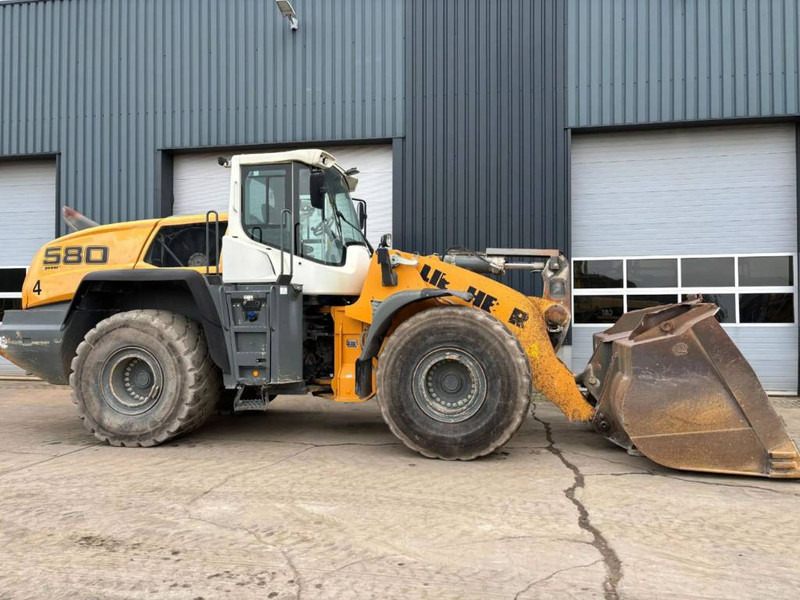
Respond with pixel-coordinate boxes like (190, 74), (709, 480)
(33, 280), (42, 295)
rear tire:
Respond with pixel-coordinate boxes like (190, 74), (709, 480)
(70, 310), (220, 447)
(376, 306), (532, 460)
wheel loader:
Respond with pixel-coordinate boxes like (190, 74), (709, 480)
(1, 149), (798, 479)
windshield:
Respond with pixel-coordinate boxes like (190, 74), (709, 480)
(298, 165), (365, 265)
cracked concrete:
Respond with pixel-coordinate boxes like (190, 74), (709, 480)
(531, 407), (622, 599)
(514, 559), (602, 599)
(0, 380), (798, 599)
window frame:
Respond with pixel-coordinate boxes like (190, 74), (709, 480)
(292, 163), (365, 268)
(572, 252), (798, 327)
(240, 163), (292, 249)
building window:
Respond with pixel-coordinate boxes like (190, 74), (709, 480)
(573, 295), (624, 324)
(627, 294), (679, 311)
(739, 293), (794, 323)
(0, 269), (26, 294)
(626, 259), (677, 288)
(574, 260), (623, 289)
(0, 267), (26, 322)
(572, 255), (796, 326)
(738, 256), (793, 287)
(681, 257), (735, 287)
(681, 293), (736, 323)
(0, 298), (22, 322)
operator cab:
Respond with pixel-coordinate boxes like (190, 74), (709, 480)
(222, 150), (373, 295)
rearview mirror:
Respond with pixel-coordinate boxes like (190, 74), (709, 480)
(309, 169), (327, 210)
(354, 198), (367, 233)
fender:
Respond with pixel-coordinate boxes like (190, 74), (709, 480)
(354, 288), (473, 398)
(70, 269), (230, 373)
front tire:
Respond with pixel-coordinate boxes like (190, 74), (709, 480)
(376, 306), (532, 460)
(70, 310), (220, 447)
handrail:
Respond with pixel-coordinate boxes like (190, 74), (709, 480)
(205, 210), (220, 276)
(279, 208), (294, 281)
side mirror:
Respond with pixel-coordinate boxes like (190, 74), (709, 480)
(354, 198), (367, 233)
(309, 169), (327, 210)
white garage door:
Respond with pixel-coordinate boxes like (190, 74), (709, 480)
(173, 145), (393, 247)
(570, 124), (798, 393)
(0, 159), (57, 376)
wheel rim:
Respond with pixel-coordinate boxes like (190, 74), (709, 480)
(412, 347), (488, 423)
(100, 346), (164, 416)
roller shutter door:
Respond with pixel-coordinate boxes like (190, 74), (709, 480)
(0, 160), (57, 376)
(173, 145), (392, 247)
(570, 124), (797, 393)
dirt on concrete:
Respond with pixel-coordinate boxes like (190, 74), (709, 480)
(0, 381), (798, 600)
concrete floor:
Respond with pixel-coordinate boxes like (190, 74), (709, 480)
(0, 381), (798, 600)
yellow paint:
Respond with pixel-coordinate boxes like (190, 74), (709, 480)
(345, 250), (595, 422)
(22, 212), (592, 421)
(329, 306), (371, 402)
(24, 219), (159, 308)
(24, 214), (229, 309)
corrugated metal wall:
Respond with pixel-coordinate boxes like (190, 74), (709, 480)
(9, 0), (795, 285)
(0, 0), (404, 225)
(398, 0), (567, 294)
(566, 0), (800, 127)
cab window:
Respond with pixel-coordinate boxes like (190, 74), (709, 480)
(297, 166), (346, 265)
(241, 164), (290, 247)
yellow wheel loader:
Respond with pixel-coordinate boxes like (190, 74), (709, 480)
(1, 150), (797, 478)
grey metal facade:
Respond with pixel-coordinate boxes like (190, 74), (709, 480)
(1, 0), (799, 290)
(0, 0), (404, 225)
(397, 0), (568, 296)
(566, 0), (800, 127)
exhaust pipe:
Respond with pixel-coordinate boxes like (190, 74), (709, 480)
(62, 206), (99, 232)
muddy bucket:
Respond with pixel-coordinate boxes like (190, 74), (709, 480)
(581, 301), (800, 478)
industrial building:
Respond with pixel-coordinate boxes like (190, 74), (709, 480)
(0, 0), (798, 392)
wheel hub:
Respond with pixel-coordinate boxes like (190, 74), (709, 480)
(412, 348), (488, 423)
(100, 347), (164, 416)
(441, 373), (462, 393)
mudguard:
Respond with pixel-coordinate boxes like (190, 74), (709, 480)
(354, 288), (474, 397)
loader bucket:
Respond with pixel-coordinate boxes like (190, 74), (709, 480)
(581, 301), (800, 478)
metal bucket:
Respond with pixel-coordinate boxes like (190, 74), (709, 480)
(581, 301), (800, 478)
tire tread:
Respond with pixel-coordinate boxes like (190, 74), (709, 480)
(376, 306), (532, 460)
(70, 310), (220, 447)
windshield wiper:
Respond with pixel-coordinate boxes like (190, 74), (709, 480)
(336, 210), (374, 253)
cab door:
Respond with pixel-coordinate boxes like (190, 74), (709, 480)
(222, 162), (293, 284)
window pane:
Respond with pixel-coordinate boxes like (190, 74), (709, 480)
(296, 166), (346, 265)
(241, 164), (289, 247)
(738, 256), (793, 287)
(628, 294), (678, 311)
(681, 257), (734, 287)
(682, 293), (736, 323)
(627, 259), (678, 288)
(0, 298), (22, 323)
(573, 260), (623, 289)
(739, 293), (794, 323)
(0, 269), (26, 293)
(573, 296), (623, 324)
